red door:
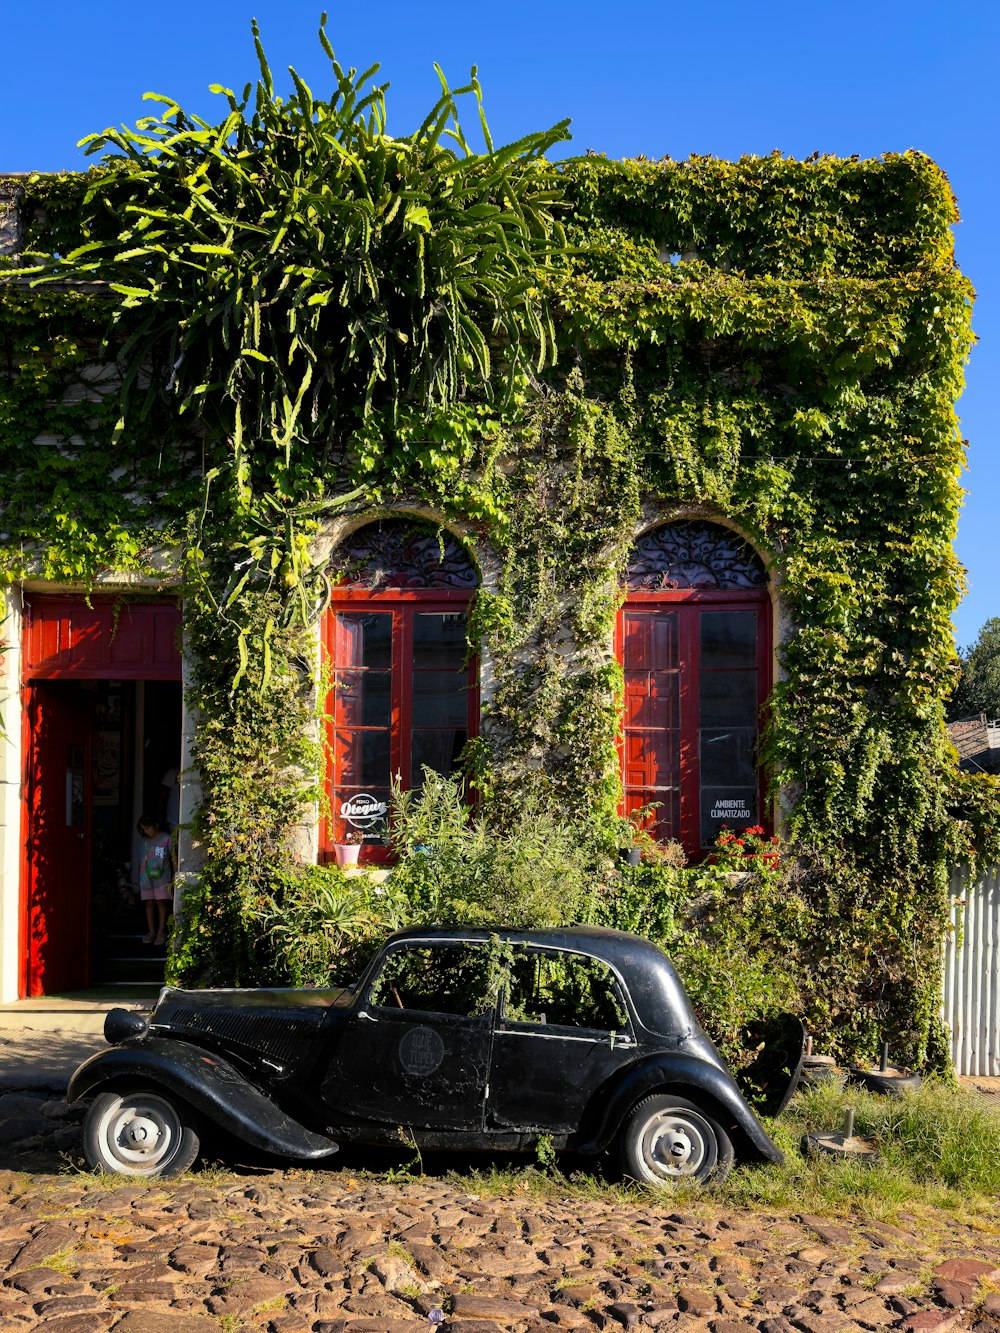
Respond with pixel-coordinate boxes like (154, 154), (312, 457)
(24, 683), (93, 995)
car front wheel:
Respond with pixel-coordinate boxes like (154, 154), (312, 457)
(83, 1087), (201, 1178)
(620, 1094), (734, 1187)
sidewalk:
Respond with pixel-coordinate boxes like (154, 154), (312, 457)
(0, 988), (156, 1092)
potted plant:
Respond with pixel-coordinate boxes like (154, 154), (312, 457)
(333, 829), (364, 867)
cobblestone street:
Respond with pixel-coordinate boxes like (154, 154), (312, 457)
(2, 1086), (1000, 1333)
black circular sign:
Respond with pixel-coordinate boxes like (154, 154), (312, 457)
(399, 1026), (445, 1077)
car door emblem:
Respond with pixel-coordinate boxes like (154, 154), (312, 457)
(399, 1026), (445, 1076)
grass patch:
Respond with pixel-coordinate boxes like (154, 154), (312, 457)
(724, 1079), (1000, 1216)
(252, 1297), (286, 1314)
(444, 1081), (1000, 1218)
(31, 1245), (80, 1276)
(385, 1238), (417, 1267)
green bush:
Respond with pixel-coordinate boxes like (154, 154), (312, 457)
(256, 775), (951, 1091)
(386, 770), (605, 928)
(257, 773), (809, 1086)
(254, 861), (408, 986)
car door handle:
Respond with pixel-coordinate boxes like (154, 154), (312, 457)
(610, 1035), (636, 1049)
(358, 1011), (376, 1023)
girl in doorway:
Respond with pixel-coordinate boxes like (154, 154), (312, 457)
(137, 814), (173, 945)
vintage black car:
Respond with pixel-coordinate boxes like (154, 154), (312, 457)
(68, 925), (785, 1184)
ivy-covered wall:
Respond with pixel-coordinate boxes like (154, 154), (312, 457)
(1, 139), (994, 1064)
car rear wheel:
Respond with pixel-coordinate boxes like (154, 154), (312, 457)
(620, 1094), (734, 1187)
(83, 1087), (201, 1178)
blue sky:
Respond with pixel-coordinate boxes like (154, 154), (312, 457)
(2, 1), (996, 648)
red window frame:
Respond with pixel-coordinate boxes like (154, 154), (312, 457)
(616, 586), (771, 863)
(322, 587), (478, 865)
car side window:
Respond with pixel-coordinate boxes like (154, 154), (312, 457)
(369, 943), (493, 1017)
(505, 949), (629, 1032)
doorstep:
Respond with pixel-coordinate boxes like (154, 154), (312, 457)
(0, 986), (158, 1033)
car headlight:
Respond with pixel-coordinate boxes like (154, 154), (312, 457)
(104, 1008), (149, 1044)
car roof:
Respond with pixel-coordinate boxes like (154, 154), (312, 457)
(384, 923), (665, 965)
(377, 925), (705, 1039)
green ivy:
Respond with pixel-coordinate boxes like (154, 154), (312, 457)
(0, 25), (992, 1067)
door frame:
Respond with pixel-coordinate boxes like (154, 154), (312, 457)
(19, 595), (182, 997)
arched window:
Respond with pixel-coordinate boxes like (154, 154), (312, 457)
(323, 519), (479, 860)
(618, 521), (771, 861)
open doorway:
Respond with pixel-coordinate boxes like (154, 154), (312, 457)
(92, 680), (182, 985)
(25, 678), (183, 994)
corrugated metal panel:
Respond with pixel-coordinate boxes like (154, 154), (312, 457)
(943, 864), (1000, 1075)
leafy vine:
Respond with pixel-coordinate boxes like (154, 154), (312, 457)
(0, 21), (991, 1061)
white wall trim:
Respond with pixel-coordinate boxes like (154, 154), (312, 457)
(0, 587), (25, 1001)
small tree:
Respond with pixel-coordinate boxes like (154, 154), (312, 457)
(949, 617), (1000, 721)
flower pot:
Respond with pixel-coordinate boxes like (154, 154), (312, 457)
(333, 843), (362, 867)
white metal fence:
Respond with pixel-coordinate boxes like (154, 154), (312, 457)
(943, 864), (1000, 1076)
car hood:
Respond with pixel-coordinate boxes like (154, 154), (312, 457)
(147, 986), (348, 1074)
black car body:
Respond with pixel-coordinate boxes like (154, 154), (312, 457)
(68, 925), (785, 1184)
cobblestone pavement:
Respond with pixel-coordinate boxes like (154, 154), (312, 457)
(2, 1088), (1000, 1332)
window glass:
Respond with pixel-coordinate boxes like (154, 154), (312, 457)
(335, 728), (391, 788)
(699, 670), (758, 727)
(335, 612), (392, 669)
(412, 671), (468, 728)
(336, 787), (390, 840)
(411, 730), (468, 787)
(413, 612), (467, 669)
(370, 943), (492, 1016)
(335, 670), (391, 729)
(66, 744), (85, 827)
(701, 787), (758, 847)
(698, 618), (759, 846)
(701, 728), (756, 786)
(700, 610), (757, 669)
(506, 949), (628, 1032)
(410, 612), (470, 788)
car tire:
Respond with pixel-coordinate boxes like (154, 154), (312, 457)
(83, 1087), (201, 1178)
(620, 1094), (734, 1187)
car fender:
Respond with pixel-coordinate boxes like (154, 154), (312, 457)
(574, 1053), (783, 1163)
(67, 1039), (338, 1162)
